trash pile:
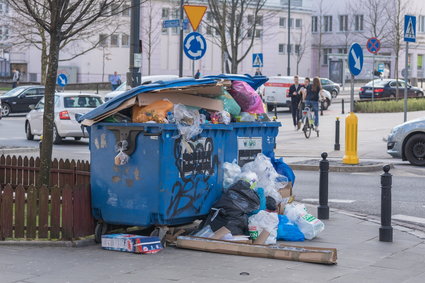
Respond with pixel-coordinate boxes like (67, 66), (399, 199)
(193, 153), (324, 244)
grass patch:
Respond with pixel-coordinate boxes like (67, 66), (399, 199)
(355, 98), (425, 113)
(0, 87), (12, 92)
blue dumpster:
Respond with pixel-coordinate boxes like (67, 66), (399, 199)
(79, 75), (281, 241)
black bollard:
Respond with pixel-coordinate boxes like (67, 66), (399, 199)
(341, 99), (345, 114)
(379, 165), (393, 242)
(320, 101), (324, 116)
(274, 102), (277, 119)
(334, 117), (340, 151)
(318, 152), (329, 220)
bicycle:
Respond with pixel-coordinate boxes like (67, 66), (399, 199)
(301, 106), (319, 138)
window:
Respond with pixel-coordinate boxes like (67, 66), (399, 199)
(354, 15), (364, 31)
(312, 16), (318, 32)
(206, 26), (213, 35)
(295, 44), (301, 55)
(255, 29), (262, 38)
(295, 19), (302, 29)
(257, 15), (263, 26)
(206, 12), (212, 21)
(162, 27), (168, 35)
(111, 4), (120, 15)
(172, 27), (178, 35)
(339, 15), (348, 32)
(122, 4), (130, 17)
(279, 17), (286, 28)
(323, 48), (332, 65)
(419, 16), (425, 33)
(418, 55), (423, 70)
(121, 34), (129, 47)
(248, 15), (254, 25)
(289, 18), (294, 29)
(24, 89), (38, 97)
(324, 16), (332, 32)
(99, 34), (108, 47)
(110, 34), (119, 47)
(64, 96), (103, 108)
(0, 1), (8, 14)
(162, 8), (169, 19)
(279, 44), (285, 54)
(338, 48), (347, 54)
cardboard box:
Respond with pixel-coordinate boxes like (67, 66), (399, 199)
(279, 183), (293, 198)
(137, 92), (223, 112)
(176, 236), (337, 265)
(212, 226), (231, 240)
(253, 230), (270, 245)
(101, 234), (163, 254)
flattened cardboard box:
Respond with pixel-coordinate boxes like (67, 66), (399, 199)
(176, 236), (337, 265)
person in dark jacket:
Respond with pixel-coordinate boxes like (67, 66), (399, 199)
(302, 77), (324, 132)
(288, 75), (303, 130)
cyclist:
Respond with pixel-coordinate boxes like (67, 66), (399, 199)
(288, 75), (303, 130)
(302, 77), (324, 132)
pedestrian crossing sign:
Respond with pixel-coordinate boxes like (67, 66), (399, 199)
(404, 15), (416, 42)
(252, 53), (263, 67)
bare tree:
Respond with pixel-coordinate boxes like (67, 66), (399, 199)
(4, 1), (124, 84)
(386, 0), (409, 98)
(207, 0), (267, 73)
(7, 0), (129, 185)
(141, 0), (160, 75)
(314, 0), (325, 76)
(295, 24), (309, 75)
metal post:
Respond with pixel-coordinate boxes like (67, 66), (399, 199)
(178, 0), (184, 77)
(379, 165), (393, 242)
(287, 0), (291, 76)
(129, 0), (141, 88)
(372, 54), (375, 104)
(318, 152), (329, 220)
(341, 98), (345, 114)
(274, 102), (278, 118)
(334, 117), (340, 151)
(350, 74), (354, 112)
(404, 42), (409, 122)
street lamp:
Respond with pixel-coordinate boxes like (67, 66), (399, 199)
(287, 0), (291, 76)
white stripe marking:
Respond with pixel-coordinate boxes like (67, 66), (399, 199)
(392, 215), (425, 225)
(302, 198), (356, 204)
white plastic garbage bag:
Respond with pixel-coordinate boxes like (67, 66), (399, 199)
(284, 203), (325, 240)
(223, 161), (242, 189)
(174, 104), (203, 141)
(248, 210), (279, 245)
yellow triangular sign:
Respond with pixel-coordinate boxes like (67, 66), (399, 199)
(184, 5), (207, 31)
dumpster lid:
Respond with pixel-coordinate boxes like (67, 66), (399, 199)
(78, 74), (268, 126)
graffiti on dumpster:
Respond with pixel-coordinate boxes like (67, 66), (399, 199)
(167, 137), (219, 217)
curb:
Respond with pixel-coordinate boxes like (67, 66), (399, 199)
(288, 161), (394, 172)
(0, 147), (38, 155)
(0, 237), (96, 248)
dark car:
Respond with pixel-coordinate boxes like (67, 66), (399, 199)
(0, 86), (45, 117)
(359, 79), (424, 100)
(320, 78), (340, 98)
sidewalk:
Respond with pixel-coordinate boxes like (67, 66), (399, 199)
(0, 207), (424, 282)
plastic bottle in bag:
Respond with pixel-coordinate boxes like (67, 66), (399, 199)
(284, 203), (324, 240)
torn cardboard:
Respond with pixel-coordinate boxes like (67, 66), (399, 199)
(176, 236), (337, 265)
(137, 92), (223, 112)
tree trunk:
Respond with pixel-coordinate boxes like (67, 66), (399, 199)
(41, 48), (48, 85)
(38, 32), (61, 186)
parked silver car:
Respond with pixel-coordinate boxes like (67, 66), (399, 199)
(387, 117), (425, 166)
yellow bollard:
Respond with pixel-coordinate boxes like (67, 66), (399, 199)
(343, 112), (359, 164)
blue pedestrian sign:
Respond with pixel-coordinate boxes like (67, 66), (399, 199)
(348, 43), (363, 76)
(366, 37), (381, 54)
(404, 15), (416, 42)
(252, 53), (263, 68)
(57, 74), (68, 87)
(183, 32), (207, 60)
(378, 63), (385, 73)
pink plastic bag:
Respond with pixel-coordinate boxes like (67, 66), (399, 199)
(229, 81), (265, 114)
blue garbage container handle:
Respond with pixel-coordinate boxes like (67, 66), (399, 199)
(106, 126), (145, 156)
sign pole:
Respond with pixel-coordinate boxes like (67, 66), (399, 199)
(372, 54), (375, 104)
(404, 41), (409, 122)
(350, 74), (354, 112)
(178, 0), (184, 77)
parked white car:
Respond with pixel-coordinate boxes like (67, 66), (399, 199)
(25, 93), (103, 144)
(104, 75), (180, 102)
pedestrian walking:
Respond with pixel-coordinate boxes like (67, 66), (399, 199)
(12, 69), (20, 89)
(288, 75), (303, 130)
(302, 77), (325, 132)
(194, 69), (201, 79)
(110, 71), (121, 90)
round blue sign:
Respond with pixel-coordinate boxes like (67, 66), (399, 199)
(366, 37), (381, 54)
(348, 43), (364, 76)
(57, 74), (68, 87)
(183, 32), (207, 60)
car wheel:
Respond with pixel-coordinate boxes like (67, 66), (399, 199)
(404, 133), (425, 166)
(1, 103), (11, 117)
(267, 104), (275, 112)
(25, 122), (34, 141)
(74, 137), (81, 141)
(417, 92), (424, 97)
(331, 90), (338, 98)
(53, 125), (62, 145)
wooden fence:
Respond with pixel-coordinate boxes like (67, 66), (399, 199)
(0, 155), (90, 187)
(0, 155), (94, 240)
